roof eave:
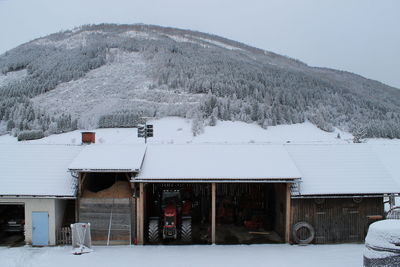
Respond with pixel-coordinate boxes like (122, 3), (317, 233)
(132, 177), (301, 183)
(69, 168), (140, 173)
(0, 194), (76, 199)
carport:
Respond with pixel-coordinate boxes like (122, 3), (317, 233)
(133, 144), (301, 245)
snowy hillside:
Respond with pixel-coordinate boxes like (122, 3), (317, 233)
(0, 117), (358, 145)
(1, 24), (400, 139)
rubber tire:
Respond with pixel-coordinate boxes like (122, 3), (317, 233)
(181, 218), (192, 242)
(148, 219), (160, 243)
(292, 222), (315, 245)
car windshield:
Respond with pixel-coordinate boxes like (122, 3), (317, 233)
(165, 216), (174, 226)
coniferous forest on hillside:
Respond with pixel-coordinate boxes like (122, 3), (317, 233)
(1, 24), (400, 138)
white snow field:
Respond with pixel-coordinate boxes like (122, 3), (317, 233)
(0, 117), (356, 145)
(0, 244), (363, 267)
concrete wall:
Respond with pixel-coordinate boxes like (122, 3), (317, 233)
(0, 198), (67, 246)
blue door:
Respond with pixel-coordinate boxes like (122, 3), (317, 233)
(32, 212), (49, 246)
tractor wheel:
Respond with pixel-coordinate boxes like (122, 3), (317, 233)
(181, 218), (192, 242)
(148, 219), (160, 243)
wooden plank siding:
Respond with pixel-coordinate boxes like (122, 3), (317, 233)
(291, 197), (384, 244)
(79, 198), (134, 245)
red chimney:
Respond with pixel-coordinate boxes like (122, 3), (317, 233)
(81, 132), (95, 144)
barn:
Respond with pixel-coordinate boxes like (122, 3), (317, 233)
(133, 144), (300, 245)
(1, 136), (399, 247)
(286, 144), (399, 244)
(131, 143), (400, 245)
(68, 144), (146, 245)
(0, 144), (82, 246)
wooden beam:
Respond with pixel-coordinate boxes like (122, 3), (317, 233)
(137, 183), (145, 245)
(136, 187), (140, 244)
(75, 197), (79, 223)
(285, 183), (292, 243)
(78, 172), (87, 197)
(211, 183), (216, 244)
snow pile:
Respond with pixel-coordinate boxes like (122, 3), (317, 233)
(364, 220), (400, 259)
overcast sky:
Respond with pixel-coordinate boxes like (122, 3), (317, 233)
(0, 0), (399, 88)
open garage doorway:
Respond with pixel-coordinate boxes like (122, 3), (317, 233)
(144, 183), (211, 245)
(215, 183), (289, 244)
(0, 204), (25, 246)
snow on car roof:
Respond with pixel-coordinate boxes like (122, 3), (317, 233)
(286, 144), (400, 195)
(135, 144), (301, 181)
(68, 144), (146, 172)
(0, 144), (82, 197)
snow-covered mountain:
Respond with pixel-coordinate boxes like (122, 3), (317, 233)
(0, 24), (399, 138)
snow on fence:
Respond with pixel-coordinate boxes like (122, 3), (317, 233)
(57, 227), (72, 245)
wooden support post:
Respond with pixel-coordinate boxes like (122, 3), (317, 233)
(137, 183), (145, 245)
(78, 173), (87, 197)
(285, 183), (292, 243)
(75, 172), (83, 222)
(211, 183), (216, 244)
(75, 198), (79, 223)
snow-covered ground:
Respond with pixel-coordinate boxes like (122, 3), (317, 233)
(0, 244), (363, 267)
(0, 117), (358, 145)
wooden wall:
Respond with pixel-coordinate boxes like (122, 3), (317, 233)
(291, 197), (384, 244)
(274, 184), (287, 239)
(79, 198), (134, 245)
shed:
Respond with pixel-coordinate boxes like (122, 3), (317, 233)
(285, 144), (400, 244)
(69, 144), (146, 245)
(134, 144), (301, 245)
(0, 144), (82, 246)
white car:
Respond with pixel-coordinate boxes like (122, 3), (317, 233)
(364, 219), (400, 266)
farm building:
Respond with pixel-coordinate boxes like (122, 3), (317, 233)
(131, 144), (400, 245)
(1, 134), (400, 247)
(0, 144), (82, 246)
(68, 144), (146, 245)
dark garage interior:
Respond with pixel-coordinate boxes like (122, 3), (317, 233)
(145, 183), (211, 244)
(0, 204), (25, 246)
(143, 182), (288, 245)
(216, 183), (286, 244)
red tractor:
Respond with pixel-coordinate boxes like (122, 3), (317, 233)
(148, 190), (192, 243)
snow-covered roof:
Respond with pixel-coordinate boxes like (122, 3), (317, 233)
(371, 144), (400, 186)
(135, 144), (301, 182)
(0, 144), (82, 197)
(69, 144), (146, 172)
(286, 144), (400, 195)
